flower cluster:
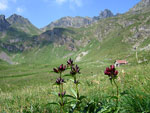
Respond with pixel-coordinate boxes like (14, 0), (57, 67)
(70, 65), (80, 75)
(56, 77), (65, 85)
(51, 58), (82, 111)
(104, 65), (118, 80)
(53, 64), (66, 73)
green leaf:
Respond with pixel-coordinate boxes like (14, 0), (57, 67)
(64, 95), (76, 99)
(71, 88), (77, 98)
(63, 74), (72, 77)
(46, 102), (59, 106)
(66, 100), (77, 105)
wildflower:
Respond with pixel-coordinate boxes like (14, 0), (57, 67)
(56, 77), (65, 85)
(53, 68), (59, 73)
(58, 91), (66, 97)
(53, 64), (66, 73)
(67, 58), (74, 67)
(104, 65), (118, 79)
(59, 64), (66, 72)
(70, 65), (80, 75)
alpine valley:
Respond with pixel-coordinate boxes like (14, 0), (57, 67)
(0, 0), (150, 112)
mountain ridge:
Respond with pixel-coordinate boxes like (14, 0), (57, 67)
(130, 0), (150, 12)
(42, 9), (114, 31)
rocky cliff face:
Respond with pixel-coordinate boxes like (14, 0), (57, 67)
(0, 15), (10, 31)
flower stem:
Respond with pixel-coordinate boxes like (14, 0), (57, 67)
(113, 79), (119, 108)
(60, 72), (62, 78)
(59, 72), (64, 113)
(61, 88), (64, 112)
(76, 83), (79, 100)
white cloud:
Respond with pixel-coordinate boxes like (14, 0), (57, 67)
(70, 0), (82, 7)
(16, 7), (24, 13)
(0, 0), (8, 11)
(56, 0), (67, 4)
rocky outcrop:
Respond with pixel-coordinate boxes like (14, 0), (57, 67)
(93, 9), (114, 20)
(99, 9), (114, 19)
(130, 0), (150, 12)
(0, 43), (24, 52)
(0, 15), (10, 31)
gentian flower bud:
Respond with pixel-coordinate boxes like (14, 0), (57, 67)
(106, 67), (110, 72)
(58, 91), (66, 97)
(61, 91), (66, 97)
(53, 64), (66, 73)
(67, 58), (74, 67)
(70, 65), (80, 75)
(59, 64), (66, 71)
(53, 68), (59, 73)
(56, 78), (64, 85)
(114, 70), (118, 76)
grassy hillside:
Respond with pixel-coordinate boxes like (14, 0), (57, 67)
(10, 23), (42, 36)
(0, 10), (150, 112)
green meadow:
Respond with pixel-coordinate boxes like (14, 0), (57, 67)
(0, 8), (150, 113)
(0, 38), (150, 112)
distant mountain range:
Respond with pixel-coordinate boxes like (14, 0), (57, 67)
(42, 9), (114, 31)
(0, 0), (150, 64)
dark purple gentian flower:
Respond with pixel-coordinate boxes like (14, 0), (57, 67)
(70, 65), (80, 75)
(53, 64), (66, 73)
(104, 65), (118, 79)
(67, 58), (74, 67)
(56, 77), (65, 85)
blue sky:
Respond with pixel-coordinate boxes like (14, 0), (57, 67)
(0, 0), (141, 28)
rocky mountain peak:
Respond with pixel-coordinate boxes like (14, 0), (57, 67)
(0, 15), (10, 31)
(42, 16), (93, 31)
(0, 15), (5, 21)
(130, 0), (150, 12)
(7, 14), (31, 25)
(99, 9), (114, 19)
